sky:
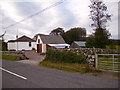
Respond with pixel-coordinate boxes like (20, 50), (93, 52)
(0, 0), (119, 41)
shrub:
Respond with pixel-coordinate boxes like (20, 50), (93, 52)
(32, 48), (35, 50)
(45, 48), (86, 64)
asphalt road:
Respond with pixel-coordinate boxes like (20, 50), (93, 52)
(0, 59), (119, 88)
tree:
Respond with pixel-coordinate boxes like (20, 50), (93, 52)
(87, 0), (111, 48)
(86, 35), (95, 48)
(50, 27), (65, 36)
(63, 27), (86, 44)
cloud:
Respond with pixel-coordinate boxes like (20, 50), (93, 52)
(0, 0), (119, 41)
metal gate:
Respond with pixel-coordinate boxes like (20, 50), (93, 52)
(95, 54), (120, 72)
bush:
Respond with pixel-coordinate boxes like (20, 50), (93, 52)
(32, 48), (35, 50)
(45, 48), (86, 64)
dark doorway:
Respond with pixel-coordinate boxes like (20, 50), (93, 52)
(37, 44), (42, 53)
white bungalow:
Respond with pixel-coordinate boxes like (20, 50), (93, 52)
(8, 35), (36, 51)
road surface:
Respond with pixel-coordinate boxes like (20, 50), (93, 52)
(0, 59), (119, 88)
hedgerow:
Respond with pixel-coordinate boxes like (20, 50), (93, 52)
(45, 48), (86, 64)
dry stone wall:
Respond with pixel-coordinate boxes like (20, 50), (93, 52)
(60, 48), (120, 67)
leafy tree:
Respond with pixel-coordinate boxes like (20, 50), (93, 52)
(50, 27), (65, 36)
(94, 28), (111, 48)
(87, 0), (111, 48)
(63, 27), (86, 44)
(86, 36), (95, 48)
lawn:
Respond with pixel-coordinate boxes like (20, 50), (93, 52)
(39, 60), (98, 73)
(0, 55), (21, 61)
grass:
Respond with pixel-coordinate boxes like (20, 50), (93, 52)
(0, 55), (21, 61)
(39, 59), (98, 74)
(106, 45), (120, 50)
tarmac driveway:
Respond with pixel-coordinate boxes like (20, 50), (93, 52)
(17, 50), (45, 65)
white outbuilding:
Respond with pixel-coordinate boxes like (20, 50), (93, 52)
(8, 35), (36, 51)
(35, 34), (70, 53)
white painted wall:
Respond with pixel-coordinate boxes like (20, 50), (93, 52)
(42, 44), (46, 53)
(8, 42), (36, 51)
(8, 42), (16, 50)
(36, 35), (47, 53)
(36, 35), (43, 44)
(17, 42), (36, 50)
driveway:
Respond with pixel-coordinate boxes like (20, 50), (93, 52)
(1, 59), (119, 88)
(17, 50), (45, 65)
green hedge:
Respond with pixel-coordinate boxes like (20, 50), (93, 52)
(45, 48), (86, 64)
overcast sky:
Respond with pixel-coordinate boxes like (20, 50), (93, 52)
(0, 0), (119, 41)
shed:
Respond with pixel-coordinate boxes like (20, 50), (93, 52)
(36, 35), (70, 53)
(70, 41), (86, 48)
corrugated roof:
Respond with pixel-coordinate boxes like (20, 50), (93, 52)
(40, 35), (66, 44)
(74, 41), (86, 47)
(8, 36), (35, 42)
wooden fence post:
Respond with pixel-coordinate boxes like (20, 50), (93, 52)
(112, 54), (115, 72)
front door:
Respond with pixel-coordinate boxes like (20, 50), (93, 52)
(37, 44), (42, 53)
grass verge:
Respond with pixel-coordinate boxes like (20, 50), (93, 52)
(0, 55), (21, 61)
(39, 60), (98, 74)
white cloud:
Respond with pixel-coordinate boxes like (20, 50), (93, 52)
(1, 2), (23, 22)
(0, 0), (119, 41)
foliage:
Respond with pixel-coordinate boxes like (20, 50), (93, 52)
(39, 60), (96, 73)
(63, 27), (86, 44)
(50, 27), (65, 36)
(93, 28), (111, 48)
(109, 39), (120, 45)
(86, 36), (95, 48)
(45, 48), (86, 64)
(40, 53), (46, 56)
(0, 41), (7, 51)
(1, 55), (21, 61)
(87, 0), (111, 48)
(106, 45), (120, 50)
(32, 48), (35, 50)
(89, 0), (111, 29)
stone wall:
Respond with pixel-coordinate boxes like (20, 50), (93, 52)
(1, 51), (27, 60)
(60, 48), (120, 67)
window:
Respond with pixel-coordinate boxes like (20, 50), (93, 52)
(38, 39), (40, 43)
(29, 42), (31, 47)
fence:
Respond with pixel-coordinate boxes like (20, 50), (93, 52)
(95, 54), (120, 72)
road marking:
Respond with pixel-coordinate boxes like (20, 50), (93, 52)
(0, 67), (27, 80)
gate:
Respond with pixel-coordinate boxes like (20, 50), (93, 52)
(95, 54), (120, 72)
